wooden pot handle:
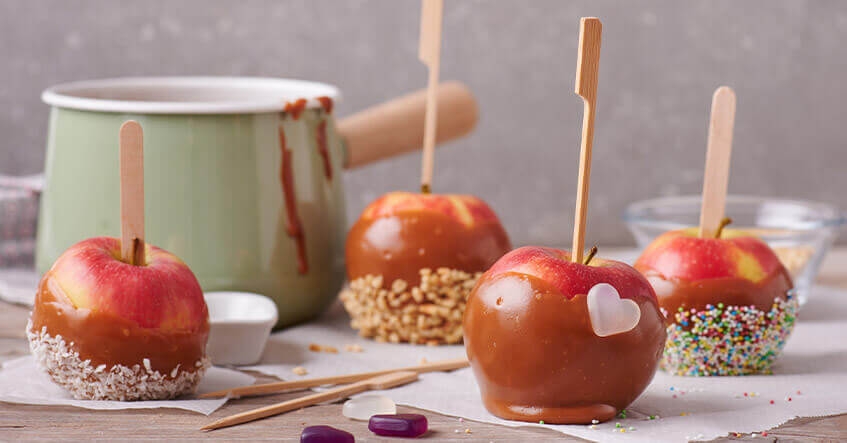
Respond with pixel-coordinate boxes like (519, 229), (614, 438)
(337, 81), (478, 169)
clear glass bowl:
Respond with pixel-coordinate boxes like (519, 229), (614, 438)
(623, 195), (846, 306)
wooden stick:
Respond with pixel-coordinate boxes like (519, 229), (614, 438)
(119, 121), (145, 265)
(571, 17), (602, 263)
(418, 0), (443, 193)
(201, 371), (419, 431)
(698, 86), (736, 238)
(198, 357), (468, 399)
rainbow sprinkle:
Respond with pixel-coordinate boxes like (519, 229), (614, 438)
(661, 292), (798, 376)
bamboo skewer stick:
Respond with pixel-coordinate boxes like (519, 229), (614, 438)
(201, 371), (419, 431)
(418, 0), (444, 193)
(199, 357), (468, 399)
(698, 86), (737, 238)
(571, 17), (602, 263)
(119, 121), (145, 265)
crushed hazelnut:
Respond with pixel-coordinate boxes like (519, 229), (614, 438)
(308, 343), (339, 354)
(344, 344), (364, 353)
(340, 268), (481, 345)
(292, 366), (308, 376)
(773, 246), (814, 276)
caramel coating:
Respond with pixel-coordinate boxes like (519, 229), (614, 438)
(639, 269), (793, 323)
(30, 272), (209, 374)
(464, 272), (665, 424)
(346, 210), (511, 286)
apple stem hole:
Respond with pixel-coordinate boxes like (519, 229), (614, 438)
(583, 245), (599, 266)
(715, 217), (733, 239)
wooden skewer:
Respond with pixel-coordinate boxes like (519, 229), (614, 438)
(418, 0), (443, 193)
(201, 371), (419, 431)
(698, 86), (736, 238)
(119, 121), (145, 265)
(199, 357), (468, 399)
(571, 17), (602, 263)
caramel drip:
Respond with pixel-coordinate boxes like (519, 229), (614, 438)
(278, 125), (308, 274)
(284, 98), (308, 120)
(316, 96), (334, 114)
(315, 120), (333, 180)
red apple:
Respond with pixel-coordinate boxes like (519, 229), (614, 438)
(346, 191), (511, 285)
(28, 236), (210, 400)
(464, 246), (666, 424)
(634, 228), (793, 315)
(47, 236), (208, 331)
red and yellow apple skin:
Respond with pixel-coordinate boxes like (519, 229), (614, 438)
(634, 229), (793, 317)
(346, 191), (512, 285)
(464, 246), (666, 424)
(30, 237), (209, 373)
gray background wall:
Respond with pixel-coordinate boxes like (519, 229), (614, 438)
(1, 0), (845, 246)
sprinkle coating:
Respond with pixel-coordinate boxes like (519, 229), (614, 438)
(661, 292), (797, 376)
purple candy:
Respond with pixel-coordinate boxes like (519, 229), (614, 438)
(368, 413), (428, 437)
(300, 425), (355, 443)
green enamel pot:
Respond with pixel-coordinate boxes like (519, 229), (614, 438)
(38, 77), (477, 328)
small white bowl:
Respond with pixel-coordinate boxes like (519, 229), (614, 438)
(204, 291), (278, 366)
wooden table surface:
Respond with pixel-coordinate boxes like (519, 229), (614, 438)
(1, 250), (846, 442)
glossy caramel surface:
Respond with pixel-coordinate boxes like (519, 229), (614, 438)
(464, 272), (666, 424)
(346, 211), (511, 285)
(641, 268), (793, 322)
(31, 272), (209, 373)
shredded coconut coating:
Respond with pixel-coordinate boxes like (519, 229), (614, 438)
(340, 267), (480, 345)
(27, 321), (209, 401)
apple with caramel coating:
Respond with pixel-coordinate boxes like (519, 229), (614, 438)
(346, 191), (511, 285)
(27, 237), (210, 400)
(634, 227), (796, 376)
(464, 246), (665, 424)
(341, 191), (511, 344)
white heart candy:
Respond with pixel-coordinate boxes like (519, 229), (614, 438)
(587, 283), (641, 337)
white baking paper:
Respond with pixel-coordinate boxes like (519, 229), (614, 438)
(0, 356), (254, 415)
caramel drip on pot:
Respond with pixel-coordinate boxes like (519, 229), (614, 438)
(316, 120), (333, 180)
(278, 125), (308, 274)
(284, 99), (308, 120)
(316, 96), (334, 114)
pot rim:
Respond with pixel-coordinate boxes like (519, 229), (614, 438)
(42, 76), (341, 114)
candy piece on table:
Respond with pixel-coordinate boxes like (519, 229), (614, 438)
(634, 227), (796, 376)
(341, 191), (511, 344)
(463, 246), (666, 424)
(343, 394), (397, 421)
(368, 414), (428, 437)
(301, 425), (355, 443)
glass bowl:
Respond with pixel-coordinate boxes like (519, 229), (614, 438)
(623, 195), (846, 306)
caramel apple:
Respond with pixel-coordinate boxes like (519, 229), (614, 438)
(27, 237), (210, 400)
(634, 227), (796, 376)
(341, 191), (511, 344)
(464, 246), (666, 424)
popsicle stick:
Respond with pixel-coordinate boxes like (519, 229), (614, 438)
(119, 121), (145, 265)
(698, 86), (736, 238)
(198, 357), (468, 399)
(201, 371), (419, 431)
(418, 0), (443, 193)
(571, 17), (602, 263)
